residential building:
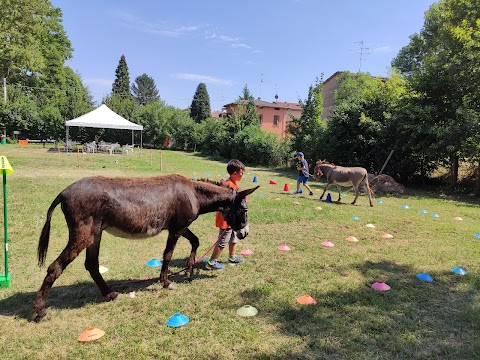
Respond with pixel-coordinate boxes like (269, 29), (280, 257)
(321, 71), (343, 119)
(223, 99), (302, 138)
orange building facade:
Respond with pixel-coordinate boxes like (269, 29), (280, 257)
(223, 99), (302, 138)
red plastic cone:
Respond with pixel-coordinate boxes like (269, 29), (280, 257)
(269, 179), (277, 185)
(283, 183), (289, 192)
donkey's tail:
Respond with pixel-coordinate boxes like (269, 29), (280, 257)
(38, 194), (62, 266)
(363, 174), (375, 195)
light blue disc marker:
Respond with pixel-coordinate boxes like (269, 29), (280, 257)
(352, 216), (360, 221)
(419, 209), (428, 214)
(166, 313), (190, 327)
(146, 258), (162, 267)
(451, 267), (467, 275)
(416, 273), (433, 282)
(431, 213), (440, 218)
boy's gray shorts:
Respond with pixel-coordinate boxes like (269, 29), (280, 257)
(217, 228), (238, 248)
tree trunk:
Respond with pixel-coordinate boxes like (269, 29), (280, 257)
(476, 162), (480, 197)
(450, 153), (459, 188)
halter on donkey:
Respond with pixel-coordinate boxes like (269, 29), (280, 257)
(33, 174), (259, 322)
(313, 160), (373, 207)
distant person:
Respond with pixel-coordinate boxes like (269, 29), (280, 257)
(206, 159), (246, 270)
(293, 152), (314, 195)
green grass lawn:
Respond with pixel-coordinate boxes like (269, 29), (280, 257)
(0, 144), (479, 359)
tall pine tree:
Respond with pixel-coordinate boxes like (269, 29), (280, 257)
(111, 54), (131, 98)
(131, 73), (160, 105)
(190, 83), (211, 123)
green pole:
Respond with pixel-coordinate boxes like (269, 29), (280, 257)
(0, 156), (12, 288)
(3, 169), (8, 278)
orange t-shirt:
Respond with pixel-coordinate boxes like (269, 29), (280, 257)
(215, 179), (239, 229)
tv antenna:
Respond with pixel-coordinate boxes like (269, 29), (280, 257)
(349, 41), (370, 72)
(259, 73), (263, 99)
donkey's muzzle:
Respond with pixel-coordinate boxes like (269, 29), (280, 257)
(236, 224), (250, 240)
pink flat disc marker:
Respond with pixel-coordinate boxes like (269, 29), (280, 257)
(346, 236), (359, 242)
(322, 241), (335, 247)
(372, 281), (391, 291)
(277, 244), (291, 251)
(381, 233), (393, 239)
(293, 201), (300, 205)
(240, 249), (253, 255)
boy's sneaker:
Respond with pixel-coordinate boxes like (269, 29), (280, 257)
(309, 191), (314, 196)
(292, 190), (302, 195)
(205, 259), (224, 270)
(228, 255), (244, 264)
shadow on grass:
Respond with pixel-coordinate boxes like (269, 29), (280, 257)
(0, 259), (217, 322)
(243, 260), (480, 359)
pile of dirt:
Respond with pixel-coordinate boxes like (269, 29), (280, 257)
(367, 174), (407, 195)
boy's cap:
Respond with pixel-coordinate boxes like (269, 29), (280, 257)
(297, 152), (304, 157)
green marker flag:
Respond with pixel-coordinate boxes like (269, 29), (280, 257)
(0, 156), (13, 288)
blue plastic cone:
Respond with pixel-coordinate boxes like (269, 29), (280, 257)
(416, 273), (433, 282)
(326, 193), (332, 203)
(166, 313), (190, 327)
(253, 176), (258, 183)
(146, 258), (162, 267)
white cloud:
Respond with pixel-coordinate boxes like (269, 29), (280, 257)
(112, 10), (199, 38)
(172, 73), (233, 86)
(232, 43), (251, 49)
(84, 78), (112, 88)
(373, 46), (394, 54)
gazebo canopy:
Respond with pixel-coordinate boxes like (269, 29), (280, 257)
(65, 104), (143, 130)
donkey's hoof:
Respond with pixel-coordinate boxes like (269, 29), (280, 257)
(167, 283), (177, 290)
(33, 311), (50, 323)
(106, 291), (119, 301)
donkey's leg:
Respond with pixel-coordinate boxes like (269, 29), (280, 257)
(336, 185), (342, 202)
(180, 228), (200, 282)
(84, 232), (117, 300)
(319, 183), (331, 200)
(365, 178), (373, 207)
(351, 185), (360, 205)
(33, 225), (93, 322)
(160, 231), (180, 289)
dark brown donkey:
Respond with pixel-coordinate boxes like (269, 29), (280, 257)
(33, 174), (259, 322)
(313, 160), (373, 207)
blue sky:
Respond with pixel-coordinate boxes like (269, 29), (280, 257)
(51, 0), (437, 110)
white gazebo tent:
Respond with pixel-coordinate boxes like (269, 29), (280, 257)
(65, 104), (143, 150)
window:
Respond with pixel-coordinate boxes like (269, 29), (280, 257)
(273, 115), (280, 126)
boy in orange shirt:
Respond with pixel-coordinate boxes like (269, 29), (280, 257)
(206, 159), (246, 270)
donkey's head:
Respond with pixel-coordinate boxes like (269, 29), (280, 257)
(313, 160), (327, 179)
(222, 186), (259, 239)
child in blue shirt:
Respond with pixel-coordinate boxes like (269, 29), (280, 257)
(293, 152), (314, 195)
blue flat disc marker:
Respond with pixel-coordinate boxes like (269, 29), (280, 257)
(166, 313), (189, 327)
(416, 273), (433, 282)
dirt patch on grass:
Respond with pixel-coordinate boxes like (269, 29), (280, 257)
(367, 174), (407, 195)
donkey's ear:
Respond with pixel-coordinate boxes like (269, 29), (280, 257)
(238, 185), (260, 199)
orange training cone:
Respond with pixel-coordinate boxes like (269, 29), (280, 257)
(283, 183), (289, 192)
(78, 327), (105, 342)
(297, 294), (317, 305)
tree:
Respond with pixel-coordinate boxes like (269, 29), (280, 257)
(241, 84), (254, 101)
(0, 0), (72, 83)
(111, 55), (131, 98)
(287, 76), (325, 164)
(392, 0), (480, 187)
(190, 83), (211, 123)
(131, 73), (160, 106)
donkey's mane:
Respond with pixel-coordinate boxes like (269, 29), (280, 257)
(195, 178), (228, 188)
(316, 160), (335, 166)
